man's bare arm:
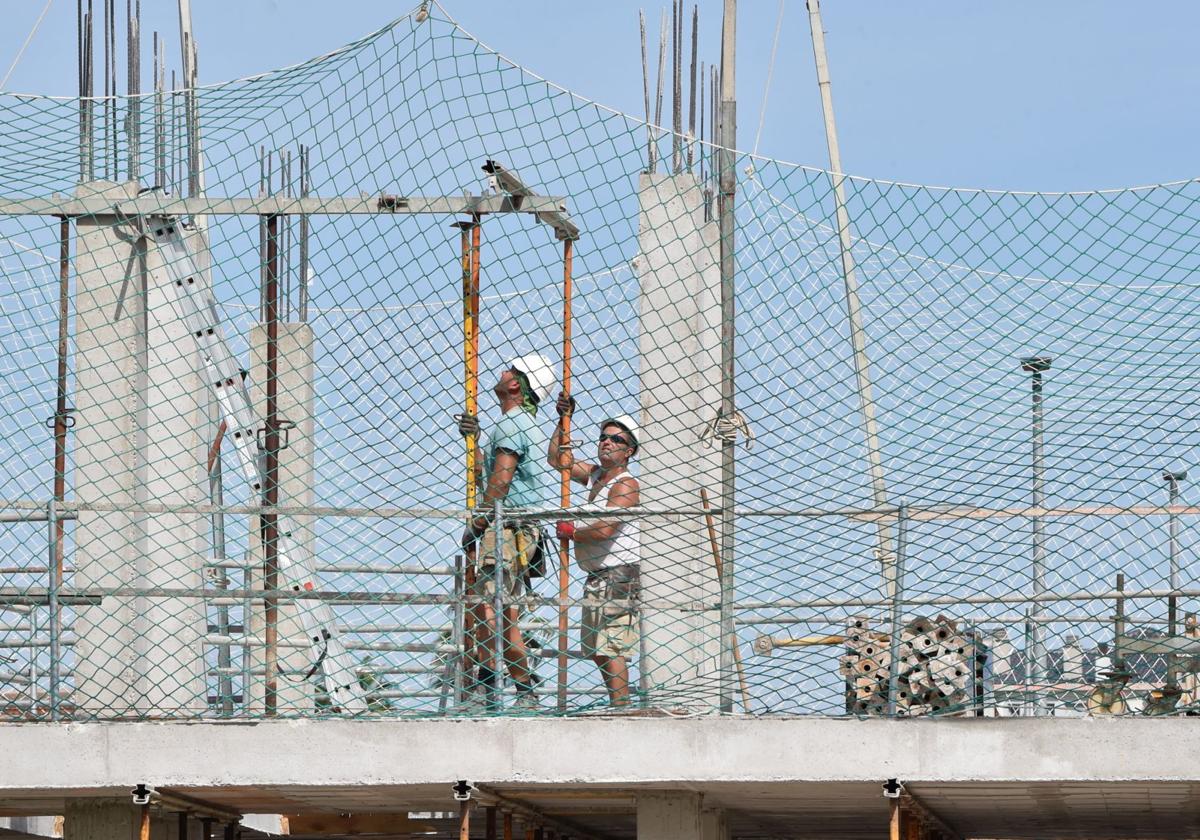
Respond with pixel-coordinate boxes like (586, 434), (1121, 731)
(482, 449), (519, 508)
(574, 476), (640, 542)
(548, 416), (593, 485)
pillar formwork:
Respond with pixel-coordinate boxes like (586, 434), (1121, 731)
(637, 172), (723, 708)
(71, 180), (208, 716)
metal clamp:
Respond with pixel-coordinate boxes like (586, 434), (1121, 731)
(377, 194), (410, 212)
(256, 418), (296, 451)
(45, 408), (76, 429)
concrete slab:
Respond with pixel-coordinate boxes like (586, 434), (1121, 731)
(1, 719), (1198, 839)
(0, 717), (1197, 791)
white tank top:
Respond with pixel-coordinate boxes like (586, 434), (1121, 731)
(575, 468), (641, 573)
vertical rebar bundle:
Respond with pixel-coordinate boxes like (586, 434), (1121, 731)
(687, 5), (697, 173)
(125, 0), (140, 183)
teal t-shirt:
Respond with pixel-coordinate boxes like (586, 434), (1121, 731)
(484, 407), (551, 510)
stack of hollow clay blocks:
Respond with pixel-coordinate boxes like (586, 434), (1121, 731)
(841, 615), (986, 716)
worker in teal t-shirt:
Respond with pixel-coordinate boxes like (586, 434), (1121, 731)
(456, 353), (554, 710)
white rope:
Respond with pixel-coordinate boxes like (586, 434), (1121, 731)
(750, 0), (786, 161)
(0, 0), (54, 91)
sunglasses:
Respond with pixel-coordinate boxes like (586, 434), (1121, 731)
(598, 432), (630, 446)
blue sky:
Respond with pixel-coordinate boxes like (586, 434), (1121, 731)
(3, 1), (1200, 191)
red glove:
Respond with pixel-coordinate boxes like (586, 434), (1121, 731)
(556, 520), (576, 541)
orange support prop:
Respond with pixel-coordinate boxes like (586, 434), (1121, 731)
(458, 800), (472, 840)
(557, 237), (574, 711)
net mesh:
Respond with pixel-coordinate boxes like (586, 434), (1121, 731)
(0, 3), (1197, 719)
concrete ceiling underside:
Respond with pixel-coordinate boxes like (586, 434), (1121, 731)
(3, 781), (1200, 840)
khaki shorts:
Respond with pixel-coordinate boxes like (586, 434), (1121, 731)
(471, 525), (537, 604)
(581, 565), (640, 659)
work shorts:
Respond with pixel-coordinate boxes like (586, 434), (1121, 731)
(581, 564), (641, 659)
(471, 524), (539, 606)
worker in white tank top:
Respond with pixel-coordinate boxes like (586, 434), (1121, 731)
(548, 391), (641, 706)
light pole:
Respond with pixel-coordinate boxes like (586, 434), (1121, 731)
(1020, 355), (1052, 707)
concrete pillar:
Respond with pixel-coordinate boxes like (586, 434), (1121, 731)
(637, 172), (722, 708)
(247, 322), (317, 713)
(0, 816), (60, 837)
(72, 180), (208, 717)
(701, 808), (731, 840)
(1062, 635), (1083, 683)
(63, 799), (173, 840)
(636, 791), (701, 839)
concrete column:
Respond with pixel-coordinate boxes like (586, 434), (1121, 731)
(63, 798), (173, 840)
(701, 808), (731, 840)
(247, 322), (317, 713)
(637, 172), (722, 708)
(72, 180), (208, 717)
(0, 816), (60, 837)
(636, 791), (701, 840)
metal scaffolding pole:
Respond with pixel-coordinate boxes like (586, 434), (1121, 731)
(262, 214), (281, 715)
(805, 0), (895, 597)
(1164, 469), (1186, 638)
(1020, 355), (1051, 701)
(717, 0), (738, 714)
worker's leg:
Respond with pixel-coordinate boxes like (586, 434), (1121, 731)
(502, 605), (532, 684)
(593, 655), (631, 706)
(467, 602), (494, 672)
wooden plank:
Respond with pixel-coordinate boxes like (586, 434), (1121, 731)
(285, 812), (433, 835)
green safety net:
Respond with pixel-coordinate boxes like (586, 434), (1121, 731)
(0, 2), (1197, 720)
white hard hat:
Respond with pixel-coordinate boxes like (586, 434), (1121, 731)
(599, 414), (640, 454)
(507, 353), (556, 405)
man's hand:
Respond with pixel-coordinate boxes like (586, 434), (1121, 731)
(555, 392), (576, 419)
(455, 412), (480, 439)
(556, 520), (576, 541)
(461, 514), (489, 549)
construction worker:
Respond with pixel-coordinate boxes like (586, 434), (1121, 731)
(549, 393), (641, 706)
(458, 353), (555, 711)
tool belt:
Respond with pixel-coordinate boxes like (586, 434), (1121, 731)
(478, 523), (548, 579)
(585, 564), (640, 617)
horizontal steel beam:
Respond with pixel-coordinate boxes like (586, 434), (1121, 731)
(0, 193), (570, 218)
(483, 159), (580, 240)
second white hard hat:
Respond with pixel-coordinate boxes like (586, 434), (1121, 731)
(508, 353), (556, 405)
(600, 414), (640, 454)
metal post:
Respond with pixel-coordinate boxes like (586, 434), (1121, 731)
(1020, 356), (1051, 705)
(1115, 572), (1125, 662)
(806, 0), (895, 598)
(717, 0), (738, 716)
(298, 144), (310, 322)
(125, 0), (140, 183)
(1164, 470), (1185, 638)
(492, 500), (505, 711)
(885, 502), (908, 717)
(452, 552), (465, 705)
(177, 0), (199, 197)
(558, 237), (573, 712)
(53, 219), (70, 583)
(208, 424), (232, 714)
(263, 213), (281, 716)
(153, 31), (165, 189)
(46, 499), (61, 721)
